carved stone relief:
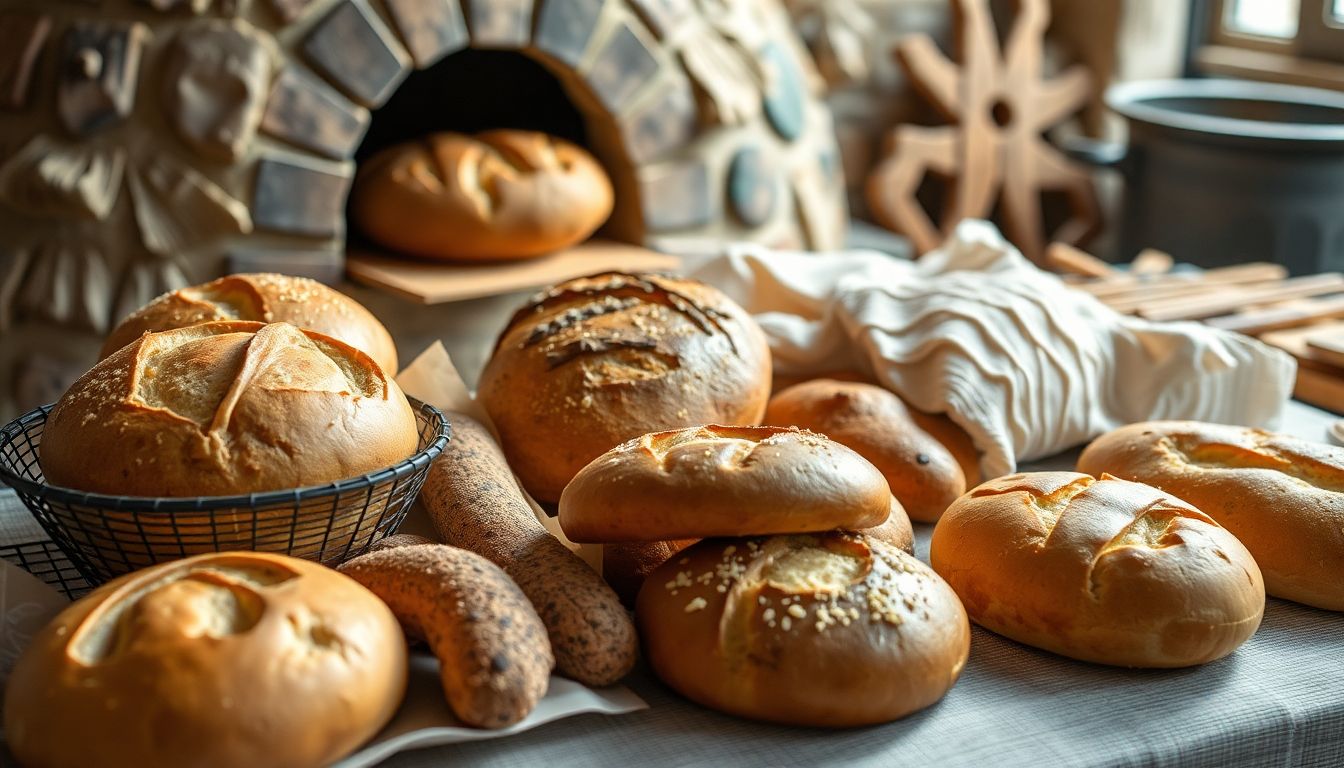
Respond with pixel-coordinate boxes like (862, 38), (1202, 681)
(162, 19), (275, 163)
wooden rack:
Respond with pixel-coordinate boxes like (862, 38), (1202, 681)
(1047, 243), (1344, 414)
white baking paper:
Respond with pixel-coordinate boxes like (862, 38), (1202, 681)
(336, 655), (647, 768)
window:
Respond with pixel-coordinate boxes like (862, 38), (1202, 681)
(1196, 0), (1344, 89)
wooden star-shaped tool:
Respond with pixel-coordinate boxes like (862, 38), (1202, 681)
(866, 0), (1100, 260)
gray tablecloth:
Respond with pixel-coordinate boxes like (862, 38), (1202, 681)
(2, 401), (1341, 768)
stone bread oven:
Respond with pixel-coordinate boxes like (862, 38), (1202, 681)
(0, 0), (846, 418)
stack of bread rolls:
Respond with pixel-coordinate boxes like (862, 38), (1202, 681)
(558, 424), (968, 726)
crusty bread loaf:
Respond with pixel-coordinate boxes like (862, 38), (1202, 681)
(931, 472), (1264, 667)
(338, 544), (552, 728)
(101, 273), (398, 375)
(764, 379), (968, 522)
(420, 411), (637, 687)
(42, 321), (418, 496)
(479, 272), (772, 502)
(3, 552), (406, 768)
(559, 425), (892, 542)
(351, 130), (613, 261)
(866, 496), (915, 553)
(638, 532), (969, 727)
(1078, 421), (1344, 611)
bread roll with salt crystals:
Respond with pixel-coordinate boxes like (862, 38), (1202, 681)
(3, 552), (406, 768)
(100, 273), (398, 375)
(1078, 421), (1344, 611)
(42, 321), (418, 496)
(930, 472), (1264, 667)
(637, 532), (969, 727)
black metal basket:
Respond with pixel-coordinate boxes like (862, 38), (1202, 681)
(0, 399), (450, 588)
(0, 537), (89, 599)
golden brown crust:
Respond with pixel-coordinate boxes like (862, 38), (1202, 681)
(100, 273), (399, 375)
(3, 552), (406, 768)
(1078, 421), (1344, 611)
(637, 532), (969, 727)
(863, 496), (914, 554)
(559, 425), (892, 542)
(420, 412), (638, 686)
(368, 533), (438, 553)
(930, 471), (1265, 667)
(350, 130), (613, 261)
(42, 321), (418, 496)
(479, 272), (772, 502)
(338, 544), (552, 728)
(764, 379), (967, 522)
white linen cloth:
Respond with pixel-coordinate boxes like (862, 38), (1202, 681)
(691, 220), (1297, 477)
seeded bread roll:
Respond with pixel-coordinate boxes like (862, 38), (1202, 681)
(101, 273), (398, 375)
(638, 532), (969, 727)
(559, 425), (891, 543)
(420, 412), (637, 686)
(765, 379), (967, 522)
(4, 552), (406, 768)
(1078, 421), (1344, 611)
(351, 130), (613, 262)
(41, 321), (418, 497)
(931, 472), (1264, 667)
(478, 272), (772, 502)
(338, 544), (552, 728)
(602, 496), (912, 607)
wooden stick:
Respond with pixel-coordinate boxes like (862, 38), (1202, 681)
(1204, 295), (1344, 335)
(1075, 262), (1288, 299)
(1137, 273), (1344, 322)
(1100, 278), (1288, 314)
(1044, 242), (1115, 278)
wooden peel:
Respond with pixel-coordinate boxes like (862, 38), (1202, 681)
(865, 0), (1100, 261)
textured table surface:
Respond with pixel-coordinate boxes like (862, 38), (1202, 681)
(1, 400), (1339, 768)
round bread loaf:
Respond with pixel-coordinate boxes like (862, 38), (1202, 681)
(3, 552), (406, 768)
(559, 425), (892, 542)
(637, 532), (969, 727)
(1078, 421), (1344, 611)
(338, 544), (553, 728)
(42, 321), (419, 496)
(351, 130), (613, 261)
(602, 496), (913, 606)
(930, 472), (1265, 667)
(479, 272), (772, 502)
(100, 273), (398, 375)
(764, 379), (968, 522)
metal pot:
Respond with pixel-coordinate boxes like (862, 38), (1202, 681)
(1071, 79), (1344, 274)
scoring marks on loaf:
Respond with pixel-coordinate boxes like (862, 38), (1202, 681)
(1158, 434), (1344, 494)
(971, 474), (1094, 541)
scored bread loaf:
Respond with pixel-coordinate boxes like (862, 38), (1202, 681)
(764, 379), (969, 522)
(101, 273), (398, 375)
(478, 272), (772, 502)
(638, 532), (970, 727)
(42, 321), (418, 496)
(930, 472), (1264, 667)
(558, 425), (892, 542)
(3, 552), (407, 768)
(1078, 421), (1344, 611)
(350, 130), (613, 261)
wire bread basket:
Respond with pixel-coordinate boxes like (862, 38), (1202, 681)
(0, 398), (450, 590)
